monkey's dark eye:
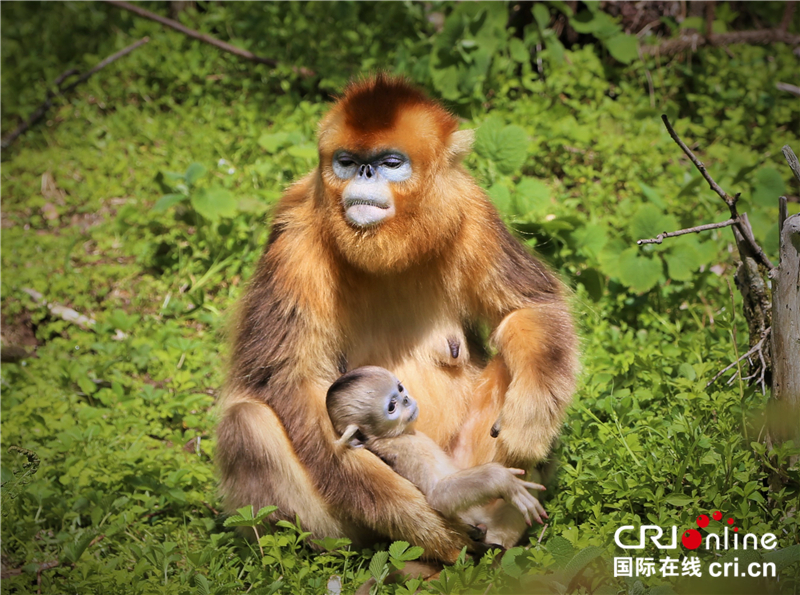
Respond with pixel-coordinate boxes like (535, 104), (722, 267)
(337, 156), (356, 168)
(387, 398), (397, 414)
(398, 384), (404, 392)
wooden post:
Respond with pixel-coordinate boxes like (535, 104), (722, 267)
(769, 207), (800, 446)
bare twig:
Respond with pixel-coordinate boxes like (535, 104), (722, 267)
(707, 328), (771, 389)
(637, 218), (736, 245)
(641, 28), (800, 57)
(780, 1), (796, 32)
(537, 523), (549, 544)
(22, 288), (96, 330)
(777, 82), (800, 97)
(783, 145), (800, 185)
(661, 115), (735, 210)
(660, 115), (775, 270)
(1, 38), (149, 150)
(104, 1), (314, 77)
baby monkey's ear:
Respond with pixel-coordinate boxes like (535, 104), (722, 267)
(335, 424), (365, 449)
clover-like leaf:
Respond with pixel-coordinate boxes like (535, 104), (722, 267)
(617, 247), (662, 293)
(191, 187), (238, 222)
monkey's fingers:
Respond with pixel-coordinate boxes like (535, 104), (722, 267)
(508, 468), (526, 476)
(511, 496), (532, 526)
(520, 480), (546, 491)
(532, 498), (549, 521)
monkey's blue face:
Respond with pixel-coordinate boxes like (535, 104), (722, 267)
(384, 380), (418, 428)
(332, 150), (412, 228)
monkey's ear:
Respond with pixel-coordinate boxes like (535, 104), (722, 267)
(336, 424), (364, 449)
(448, 129), (475, 162)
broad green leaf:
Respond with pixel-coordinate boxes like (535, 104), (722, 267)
(488, 183), (513, 215)
(191, 187), (238, 222)
(665, 243), (701, 281)
(598, 238), (627, 278)
(577, 267), (605, 301)
(258, 132), (289, 153)
(629, 204), (671, 243)
(532, 4), (550, 29)
(516, 177), (550, 216)
(664, 494), (694, 506)
(617, 247), (662, 293)
(563, 546), (605, 583)
(752, 167), (786, 207)
(763, 545), (800, 572)
(508, 37), (529, 63)
(185, 162), (207, 186)
(286, 144), (318, 160)
(638, 182), (666, 210)
(475, 117), (528, 174)
(605, 34), (638, 64)
(546, 536), (575, 567)
(194, 574), (210, 595)
(369, 551), (389, 581)
(571, 223), (608, 258)
(153, 193), (186, 212)
(678, 363), (697, 380)
(254, 505), (278, 522)
(501, 546), (525, 578)
(388, 541), (410, 559)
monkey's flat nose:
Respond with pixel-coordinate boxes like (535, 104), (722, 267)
(358, 164), (375, 179)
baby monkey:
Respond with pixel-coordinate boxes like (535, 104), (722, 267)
(326, 366), (547, 545)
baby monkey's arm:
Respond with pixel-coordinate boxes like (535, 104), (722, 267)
(427, 464), (547, 526)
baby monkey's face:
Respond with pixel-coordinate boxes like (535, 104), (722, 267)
(369, 369), (418, 437)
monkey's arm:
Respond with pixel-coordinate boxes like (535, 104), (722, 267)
(470, 217), (579, 463)
(427, 464), (546, 525)
(366, 435), (546, 525)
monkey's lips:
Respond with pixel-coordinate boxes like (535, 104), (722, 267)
(343, 197), (396, 228)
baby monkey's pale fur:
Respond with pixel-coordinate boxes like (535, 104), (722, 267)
(327, 366), (547, 547)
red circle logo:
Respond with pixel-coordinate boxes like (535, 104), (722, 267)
(682, 529), (702, 550)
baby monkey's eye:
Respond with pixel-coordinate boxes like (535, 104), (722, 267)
(398, 384), (404, 392)
(387, 398), (397, 414)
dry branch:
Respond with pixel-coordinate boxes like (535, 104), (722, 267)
(1, 37), (149, 150)
(104, 1), (314, 77)
(658, 115), (775, 271)
(637, 218), (736, 245)
(23, 288), (96, 330)
(777, 82), (800, 97)
(641, 28), (800, 57)
(707, 328), (770, 391)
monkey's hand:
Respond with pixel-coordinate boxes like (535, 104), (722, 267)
(491, 305), (578, 463)
(500, 468), (547, 526)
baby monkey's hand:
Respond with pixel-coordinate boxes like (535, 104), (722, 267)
(503, 468), (548, 526)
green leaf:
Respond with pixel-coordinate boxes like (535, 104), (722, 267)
(258, 132), (289, 153)
(752, 167), (786, 207)
(153, 193), (187, 212)
(638, 182), (667, 210)
(501, 546), (525, 578)
(762, 544), (800, 572)
(194, 574), (210, 595)
(389, 541), (410, 559)
(577, 267), (605, 301)
(605, 34), (638, 64)
(488, 184), (513, 215)
(617, 247), (662, 293)
(678, 363), (697, 380)
(629, 204), (671, 243)
(508, 37), (529, 63)
(286, 144), (318, 160)
(563, 546), (605, 583)
(532, 4), (550, 29)
(664, 494), (694, 506)
(254, 505), (278, 522)
(516, 177), (551, 216)
(475, 116), (528, 174)
(546, 536), (575, 567)
(571, 223), (608, 258)
(191, 187), (238, 222)
(665, 243), (701, 281)
(185, 163), (207, 186)
(369, 551), (389, 581)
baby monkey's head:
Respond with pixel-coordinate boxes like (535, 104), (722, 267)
(326, 366), (419, 446)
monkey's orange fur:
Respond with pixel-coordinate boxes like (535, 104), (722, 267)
(217, 75), (578, 562)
